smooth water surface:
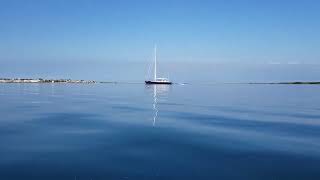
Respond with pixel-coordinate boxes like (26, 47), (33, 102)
(0, 83), (320, 180)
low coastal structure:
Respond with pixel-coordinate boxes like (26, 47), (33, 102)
(0, 78), (96, 84)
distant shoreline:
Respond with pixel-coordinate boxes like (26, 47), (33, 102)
(0, 78), (319, 85)
(248, 82), (320, 85)
(0, 78), (96, 84)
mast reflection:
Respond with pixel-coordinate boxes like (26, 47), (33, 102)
(145, 84), (170, 126)
(153, 85), (158, 126)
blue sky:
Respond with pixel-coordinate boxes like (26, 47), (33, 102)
(0, 0), (319, 82)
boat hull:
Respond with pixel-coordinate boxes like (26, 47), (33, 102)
(145, 81), (172, 85)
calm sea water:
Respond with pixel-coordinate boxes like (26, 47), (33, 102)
(0, 83), (320, 180)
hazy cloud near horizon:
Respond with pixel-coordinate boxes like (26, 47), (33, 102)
(0, 60), (319, 83)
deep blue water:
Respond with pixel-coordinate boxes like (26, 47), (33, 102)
(0, 83), (320, 180)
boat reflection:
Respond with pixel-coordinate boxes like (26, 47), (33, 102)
(145, 84), (171, 126)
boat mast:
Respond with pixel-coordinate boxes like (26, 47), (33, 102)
(154, 45), (157, 81)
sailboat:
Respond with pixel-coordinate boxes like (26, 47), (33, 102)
(145, 45), (172, 85)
